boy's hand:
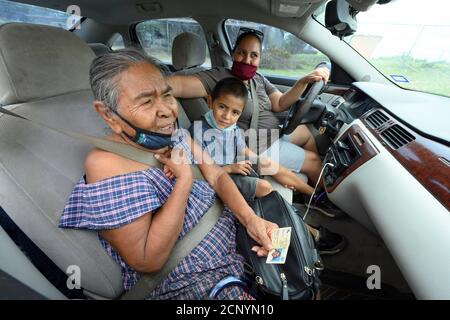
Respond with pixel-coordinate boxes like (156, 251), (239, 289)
(163, 165), (175, 180)
(224, 161), (253, 176)
(284, 184), (296, 191)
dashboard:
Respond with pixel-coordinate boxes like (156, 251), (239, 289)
(322, 83), (450, 212)
(317, 81), (450, 299)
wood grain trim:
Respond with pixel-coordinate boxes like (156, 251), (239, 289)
(324, 85), (350, 97)
(326, 125), (379, 193)
(362, 109), (450, 211)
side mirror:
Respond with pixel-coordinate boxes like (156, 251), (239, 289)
(325, 0), (358, 39)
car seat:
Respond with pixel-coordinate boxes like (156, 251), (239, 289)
(0, 22), (194, 299)
(171, 32), (210, 122)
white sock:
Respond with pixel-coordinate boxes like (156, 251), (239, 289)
(314, 230), (320, 242)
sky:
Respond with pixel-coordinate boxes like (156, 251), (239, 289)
(353, 0), (450, 61)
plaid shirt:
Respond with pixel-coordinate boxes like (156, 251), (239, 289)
(59, 133), (251, 300)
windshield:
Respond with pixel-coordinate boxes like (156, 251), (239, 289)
(319, 0), (450, 98)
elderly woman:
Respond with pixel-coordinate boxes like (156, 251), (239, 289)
(59, 49), (277, 299)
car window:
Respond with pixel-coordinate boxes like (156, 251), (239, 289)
(224, 19), (330, 78)
(135, 18), (211, 68)
(0, 0), (82, 30)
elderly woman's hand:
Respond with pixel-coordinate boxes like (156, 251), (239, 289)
(244, 214), (278, 257)
(300, 67), (330, 85)
(155, 148), (193, 182)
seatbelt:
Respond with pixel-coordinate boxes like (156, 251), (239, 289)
(0, 206), (84, 299)
(0, 106), (207, 179)
(0, 106), (222, 299)
(121, 199), (222, 300)
(249, 79), (259, 130)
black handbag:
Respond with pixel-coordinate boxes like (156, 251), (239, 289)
(237, 191), (323, 300)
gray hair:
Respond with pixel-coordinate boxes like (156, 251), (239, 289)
(89, 48), (169, 112)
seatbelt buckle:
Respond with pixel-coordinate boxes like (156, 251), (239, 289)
(208, 275), (249, 299)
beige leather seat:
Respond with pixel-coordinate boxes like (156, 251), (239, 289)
(0, 22), (197, 299)
(0, 23), (124, 299)
(0, 23), (197, 299)
(172, 31), (207, 74)
(171, 32), (210, 122)
(88, 42), (112, 56)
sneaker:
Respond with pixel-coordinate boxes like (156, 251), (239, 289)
(313, 225), (347, 255)
(308, 191), (347, 219)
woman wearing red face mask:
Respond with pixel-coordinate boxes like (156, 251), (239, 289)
(168, 29), (342, 219)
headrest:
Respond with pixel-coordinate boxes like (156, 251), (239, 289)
(172, 32), (206, 70)
(0, 23), (95, 105)
(88, 43), (112, 56)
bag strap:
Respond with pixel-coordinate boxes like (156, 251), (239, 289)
(249, 79), (259, 130)
(0, 106), (222, 299)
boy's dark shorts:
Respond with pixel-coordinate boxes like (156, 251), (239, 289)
(229, 174), (259, 203)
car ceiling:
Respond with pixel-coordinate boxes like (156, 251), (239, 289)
(14, 0), (327, 26)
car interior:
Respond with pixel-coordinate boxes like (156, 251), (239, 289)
(0, 0), (449, 300)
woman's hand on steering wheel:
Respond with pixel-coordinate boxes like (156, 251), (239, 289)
(300, 67), (330, 86)
(282, 65), (330, 135)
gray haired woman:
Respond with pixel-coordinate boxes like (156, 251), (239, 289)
(59, 49), (277, 299)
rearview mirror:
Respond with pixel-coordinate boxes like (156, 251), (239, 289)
(325, 0), (396, 39)
(325, 0), (358, 39)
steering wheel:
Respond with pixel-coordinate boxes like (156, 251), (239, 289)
(281, 80), (325, 136)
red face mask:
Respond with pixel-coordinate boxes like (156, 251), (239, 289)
(231, 60), (257, 80)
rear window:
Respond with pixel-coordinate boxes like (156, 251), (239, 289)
(0, 0), (82, 30)
(135, 18), (211, 67)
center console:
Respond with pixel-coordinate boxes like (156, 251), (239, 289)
(323, 125), (379, 192)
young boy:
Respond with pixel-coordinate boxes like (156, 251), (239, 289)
(188, 77), (347, 255)
(189, 77), (316, 203)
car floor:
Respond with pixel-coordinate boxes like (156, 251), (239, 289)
(293, 203), (415, 300)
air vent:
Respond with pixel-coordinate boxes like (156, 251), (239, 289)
(366, 110), (389, 129)
(380, 124), (415, 149)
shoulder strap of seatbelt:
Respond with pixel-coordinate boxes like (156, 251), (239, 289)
(0, 106), (222, 300)
(249, 78), (260, 130)
(0, 106), (206, 180)
(121, 199), (223, 300)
